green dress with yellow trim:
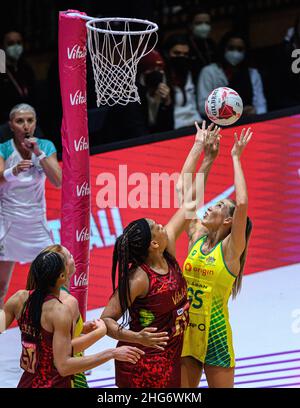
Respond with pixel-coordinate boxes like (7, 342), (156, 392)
(182, 235), (236, 367)
(61, 287), (88, 388)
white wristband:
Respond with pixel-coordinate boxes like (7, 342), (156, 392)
(3, 167), (18, 182)
(33, 151), (47, 167)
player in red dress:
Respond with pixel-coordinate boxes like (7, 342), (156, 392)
(101, 124), (221, 388)
(102, 218), (189, 388)
(2, 250), (145, 387)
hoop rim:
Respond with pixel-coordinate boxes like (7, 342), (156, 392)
(86, 17), (159, 35)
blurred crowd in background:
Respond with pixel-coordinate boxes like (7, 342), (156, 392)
(0, 0), (300, 151)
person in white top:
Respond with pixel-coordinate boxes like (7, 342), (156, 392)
(198, 31), (267, 117)
(0, 103), (62, 306)
(164, 34), (202, 129)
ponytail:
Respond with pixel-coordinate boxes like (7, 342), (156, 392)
(231, 216), (253, 299)
(20, 251), (65, 338)
(112, 219), (151, 328)
(227, 199), (253, 299)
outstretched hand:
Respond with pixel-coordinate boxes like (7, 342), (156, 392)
(231, 127), (253, 158)
(137, 327), (169, 351)
(112, 346), (145, 364)
(194, 120), (221, 160)
(203, 123), (221, 160)
(82, 318), (107, 334)
(194, 120), (212, 145)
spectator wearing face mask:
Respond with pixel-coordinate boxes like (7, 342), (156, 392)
(163, 34), (202, 130)
(187, 7), (217, 83)
(137, 50), (173, 133)
(198, 31), (267, 117)
(0, 31), (36, 123)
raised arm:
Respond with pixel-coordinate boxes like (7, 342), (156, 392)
(166, 122), (221, 256)
(224, 128), (252, 258)
(187, 122), (221, 246)
(101, 269), (169, 350)
(176, 121), (207, 206)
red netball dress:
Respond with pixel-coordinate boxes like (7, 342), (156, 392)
(17, 294), (72, 388)
(116, 256), (189, 388)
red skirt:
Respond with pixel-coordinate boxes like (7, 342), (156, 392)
(115, 335), (183, 388)
(18, 371), (72, 388)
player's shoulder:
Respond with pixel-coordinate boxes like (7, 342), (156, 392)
(9, 289), (30, 311)
(52, 301), (73, 322)
(60, 290), (78, 305)
(129, 266), (150, 298)
(14, 289), (29, 302)
(130, 265), (148, 281)
(37, 138), (57, 156)
(60, 292), (79, 317)
(0, 139), (13, 160)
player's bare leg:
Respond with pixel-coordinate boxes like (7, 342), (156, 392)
(204, 364), (235, 388)
(181, 356), (203, 387)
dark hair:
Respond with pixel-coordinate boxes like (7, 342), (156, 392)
(188, 6), (211, 24)
(2, 30), (24, 46)
(163, 34), (191, 105)
(20, 251), (65, 339)
(26, 244), (67, 290)
(217, 30), (249, 66)
(112, 219), (152, 327)
(217, 31), (254, 105)
(112, 219), (179, 327)
(164, 34), (190, 54)
(227, 199), (253, 298)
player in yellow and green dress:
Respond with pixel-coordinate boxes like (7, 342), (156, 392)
(176, 122), (253, 388)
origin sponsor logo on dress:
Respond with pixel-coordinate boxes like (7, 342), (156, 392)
(70, 90), (86, 106)
(67, 44), (87, 60)
(76, 227), (90, 242)
(74, 272), (88, 287)
(74, 136), (89, 152)
(185, 262), (213, 276)
(76, 181), (90, 197)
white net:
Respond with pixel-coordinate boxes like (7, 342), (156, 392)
(87, 17), (158, 106)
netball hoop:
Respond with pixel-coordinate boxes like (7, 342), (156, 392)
(59, 11), (158, 319)
(87, 17), (158, 106)
(66, 13), (158, 106)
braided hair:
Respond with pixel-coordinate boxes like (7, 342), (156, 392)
(20, 250), (65, 339)
(25, 244), (68, 290)
(112, 219), (152, 327)
(112, 218), (180, 327)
